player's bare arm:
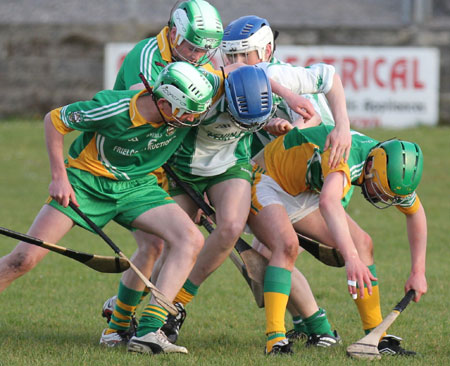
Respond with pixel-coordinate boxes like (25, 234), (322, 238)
(291, 113), (322, 129)
(44, 112), (77, 208)
(323, 73), (352, 168)
(264, 113), (322, 136)
(270, 79), (315, 120)
(404, 202), (428, 302)
(319, 171), (376, 298)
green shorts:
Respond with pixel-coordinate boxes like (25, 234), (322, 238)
(167, 162), (253, 197)
(48, 168), (174, 233)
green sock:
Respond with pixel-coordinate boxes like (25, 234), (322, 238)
(137, 304), (168, 337)
(109, 281), (143, 332)
(292, 315), (308, 335)
(304, 308), (333, 336)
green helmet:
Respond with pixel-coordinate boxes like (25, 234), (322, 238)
(169, 0), (223, 52)
(363, 139), (423, 208)
(153, 61), (213, 126)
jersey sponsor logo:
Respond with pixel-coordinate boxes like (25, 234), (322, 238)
(146, 132), (163, 138)
(146, 136), (177, 150)
(68, 111), (83, 123)
(215, 123), (233, 129)
(112, 135), (177, 156)
(113, 146), (138, 156)
(206, 130), (244, 141)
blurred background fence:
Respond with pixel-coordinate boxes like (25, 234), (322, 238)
(0, 0), (449, 126)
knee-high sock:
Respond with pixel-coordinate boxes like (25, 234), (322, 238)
(264, 266), (291, 352)
(107, 281), (142, 333)
(353, 264), (384, 335)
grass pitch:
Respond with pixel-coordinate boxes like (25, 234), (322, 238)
(0, 120), (448, 365)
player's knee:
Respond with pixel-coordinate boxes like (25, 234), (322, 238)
(282, 236), (299, 261)
(146, 239), (164, 257)
(135, 235), (164, 258)
(140, 242), (164, 259)
(357, 231), (374, 258)
(215, 219), (245, 242)
(182, 227), (205, 257)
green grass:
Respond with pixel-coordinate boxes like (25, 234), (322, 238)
(0, 120), (449, 365)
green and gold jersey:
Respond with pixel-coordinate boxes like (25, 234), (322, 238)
(51, 89), (188, 180)
(114, 26), (221, 90)
(263, 124), (420, 214)
(114, 27), (230, 175)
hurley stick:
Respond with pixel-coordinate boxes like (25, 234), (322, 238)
(0, 226), (129, 273)
(68, 202), (178, 316)
(296, 232), (345, 267)
(346, 289), (416, 360)
(162, 164), (268, 285)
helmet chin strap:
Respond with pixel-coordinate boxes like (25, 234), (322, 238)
(138, 72), (174, 126)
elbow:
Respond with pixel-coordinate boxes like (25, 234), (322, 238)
(319, 193), (335, 215)
(44, 112), (53, 127)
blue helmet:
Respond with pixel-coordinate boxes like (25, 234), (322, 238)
(221, 15), (274, 61)
(225, 65), (274, 132)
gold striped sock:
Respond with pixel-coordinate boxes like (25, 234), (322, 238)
(109, 299), (138, 331)
(173, 288), (194, 306)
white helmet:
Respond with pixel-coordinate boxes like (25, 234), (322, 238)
(221, 15), (274, 61)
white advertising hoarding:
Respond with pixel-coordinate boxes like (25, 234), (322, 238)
(104, 43), (440, 128)
(104, 43), (135, 91)
(275, 46), (440, 128)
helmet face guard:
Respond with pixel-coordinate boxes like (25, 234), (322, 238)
(362, 140), (423, 209)
(220, 15), (274, 64)
(169, 0), (223, 66)
(225, 65), (274, 132)
(141, 62), (213, 128)
(361, 165), (403, 209)
(171, 40), (219, 67)
(155, 84), (210, 127)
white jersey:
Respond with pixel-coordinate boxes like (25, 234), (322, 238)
(260, 60), (335, 95)
(171, 59), (337, 176)
(252, 59), (337, 155)
(169, 96), (253, 176)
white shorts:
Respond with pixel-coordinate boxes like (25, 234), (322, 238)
(246, 173), (319, 233)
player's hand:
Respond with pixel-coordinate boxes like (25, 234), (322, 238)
(345, 257), (377, 299)
(263, 118), (293, 136)
(292, 114), (322, 130)
(49, 177), (78, 208)
(324, 125), (352, 169)
(193, 209), (207, 224)
(284, 94), (315, 121)
(405, 272), (427, 302)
